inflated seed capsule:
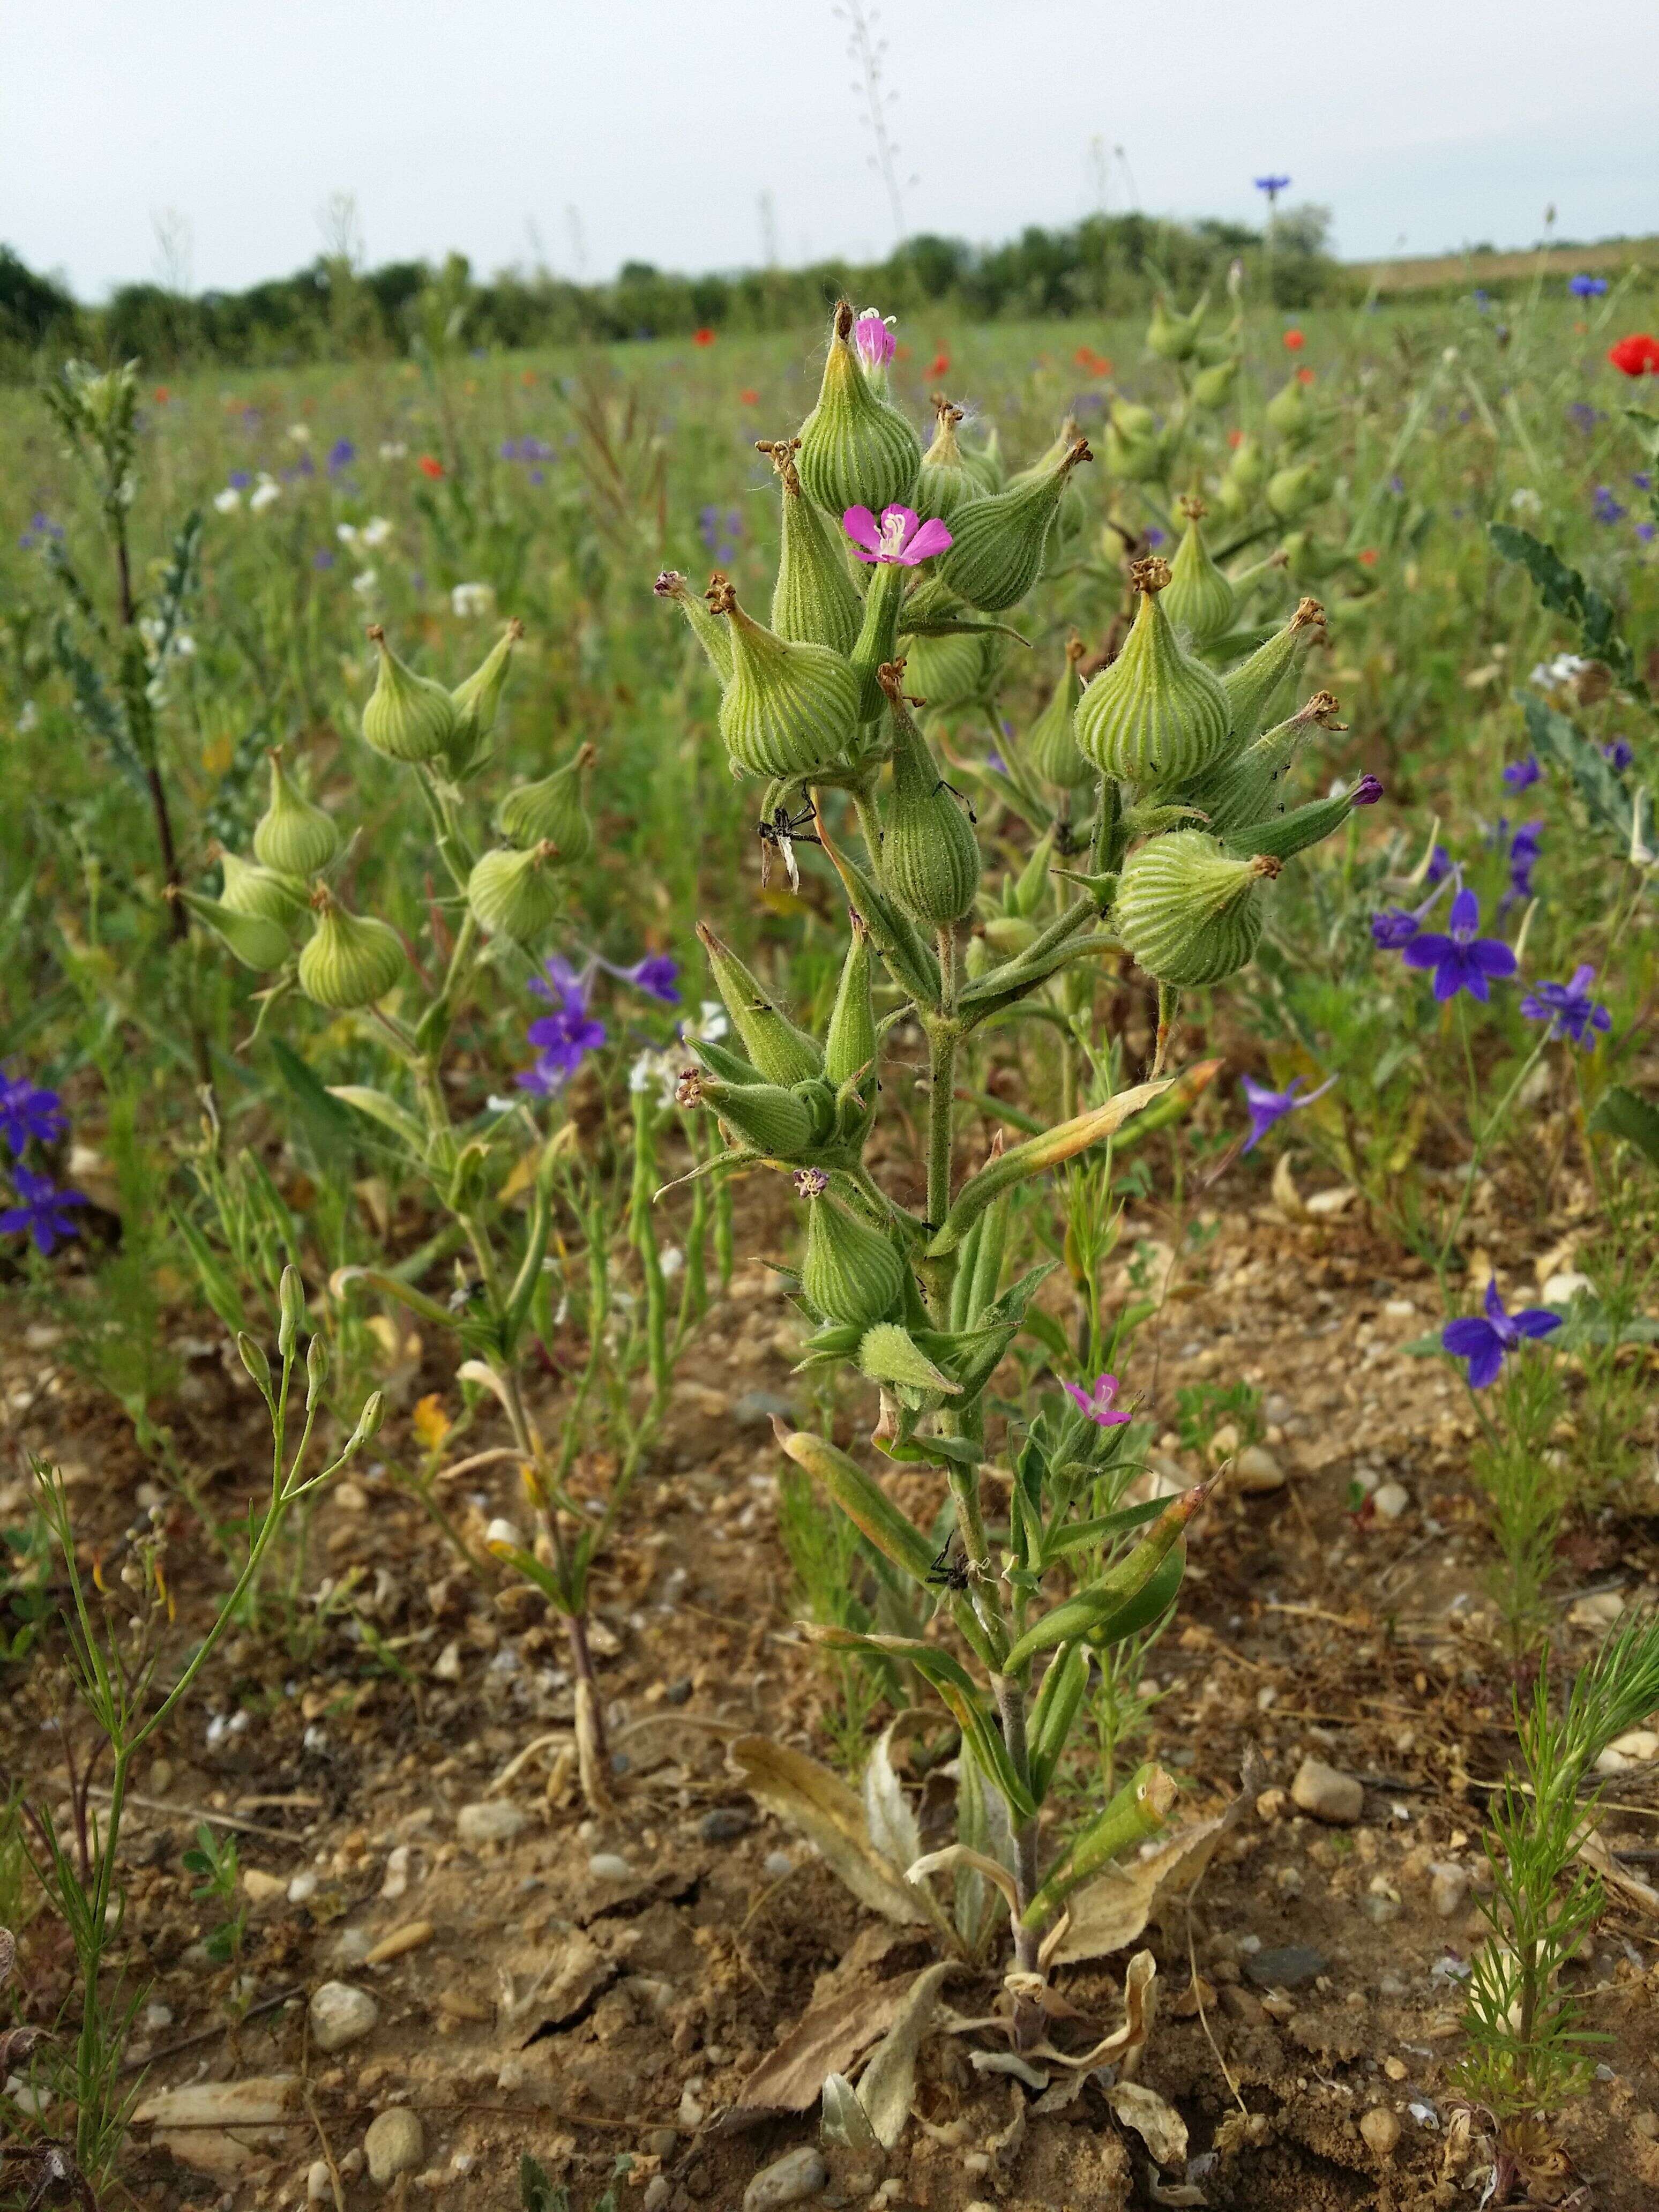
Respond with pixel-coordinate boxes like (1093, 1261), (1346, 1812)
(1191, 353), (1241, 410)
(877, 662), (982, 928)
(961, 421), (1003, 492)
(696, 922), (823, 1085)
(360, 625), (458, 762)
(1221, 596), (1327, 744)
(1011, 416), (1088, 543)
(1112, 832), (1281, 988)
(940, 436), (1093, 612)
(1103, 398), (1165, 485)
(297, 886), (406, 1009)
(901, 619), (993, 717)
(1024, 636), (1093, 790)
(495, 743), (595, 858)
(1146, 288), (1208, 362)
(914, 397), (977, 522)
(1160, 497), (1237, 649)
(824, 916), (877, 1088)
(216, 849), (309, 933)
(449, 617), (524, 770)
(795, 1167), (905, 1326)
(652, 569), (734, 683)
(1073, 558), (1232, 788)
(1265, 376), (1314, 446)
(252, 752), (339, 876)
(705, 575), (860, 781)
(757, 440), (864, 660)
(1266, 461), (1327, 521)
(1190, 690), (1347, 833)
(675, 1065), (820, 1160)
(796, 300), (921, 518)
(171, 886), (291, 972)
(467, 842), (563, 947)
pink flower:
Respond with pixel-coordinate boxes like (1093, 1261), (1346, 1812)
(843, 504), (952, 567)
(1061, 1373), (1133, 1428)
(854, 310), (896, 370)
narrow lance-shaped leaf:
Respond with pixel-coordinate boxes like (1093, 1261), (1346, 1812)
(805, 1625), (1036, 1819)
(1020, 1762), (1178, 1928)
(927, 1080), (1171, 1256)
(1002, 1487), (1203, 1672)
(773, 1422), (936, 1582)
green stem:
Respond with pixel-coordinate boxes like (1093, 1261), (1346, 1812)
(1436, 1030), (1550, 1298)
(991, 1672), (1042, 1969)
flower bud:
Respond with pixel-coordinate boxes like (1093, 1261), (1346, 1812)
(352, 1390), (385, 1448)
(1146, 288), (1207, 362)
(878, 665), (982, 927)
(1265, 377), (1314, 446)
(1266, 462), (1327, 521)
(305, 1332), (329, 1410)
(1228, 774), (1380, 862)
(856, 1321), (960, 1396)
(1191, 354), (1242, 411)
(940, 437), (1092, 612)
(1161, 498), (1236, 650)
(1221, 597), (1326, 743)
(676, 1066), (824, 1159)
(796, 1168), (905, 1325)
(697, 922), (823, 1085)
(706, 577), (859, 780)
(467, 842), (563, 947)
(253, 753), (339, 876)
(1193, 689), (1346, 832)
(297, 887), (406, 1009)
(653, 570), (733, 683)
(278, 1264), (307, 1359)
(797, 301), (921, 517)
(760, 442), (864, 659)
(1024, 636), (1093, 790)
(495, 743), (595, 860)
(216, 850), (309, 934)
(914, 398), (977, 522)
(173, 887), (292, 972)
(360, 626), (458, 761)
(237, 1332), (272, 1394)
(1074, 559), (1231, 788)
(824, 916), (877, 1088)
(1112, 831), (1280, 987)
(449, 618), (523, 769)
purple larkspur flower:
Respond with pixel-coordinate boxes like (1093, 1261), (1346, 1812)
(0, 1073), (66, 1155)
(1401, 885), (1517, 1003)
(698, 504), (742, 564)
(620, 954), (681, 1004)
(1240, 1073), (1337, 1154)
(229, 469), (252, 491)
(522, 956), (606, 1092)
(1443, 1280), (1559, 1389)
(327, 438), (356, 474)
(313, 549), (335, 570)
(1593, 485), (1626, 526)
(0, 1167), (86, 1255)
(853, 310), (896, 370)
(843, 504), (952, 567)
(1520, 963), (1610, 1047)
(1062, 1372), (1133, 1428)
(1507, 819), (1543, 901)
(1370, 873), (1451, 950)
(1638, 522), (1656, 545)
(1503, 754), (1542, 793)
(1604, 738), (1634, 772)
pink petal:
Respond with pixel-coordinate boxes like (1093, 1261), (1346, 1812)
(842, 505), (881, 554)
(903, 517), (953, 563)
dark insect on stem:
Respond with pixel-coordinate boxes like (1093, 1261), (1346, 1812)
(925, 1536), (971, 1593)
(757, 803), (821, 891)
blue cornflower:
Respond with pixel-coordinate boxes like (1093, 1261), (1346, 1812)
(1503, 755), (1542, 793)
(1520, 964), (1610, 1047)
(0, 1073), (66, 1154)
(1240, 1073), (1337, 1154)
(1253, 174), (1291, 197)
(313, 549), (335, 570)
(1604, 738), (1634, 772)
(229, 469), (253, 491)
(1568, 273), (1608, 299)
(1443, 1280), (1559, 1390)
(698, 504), (742, 564)
(1401, 885), (1517, 1003)
(1566, 402), (1600, 431)
(1593, 485), (1627, 526)
(327, 438), (356, 474)
(1, 1167), (86, 1256)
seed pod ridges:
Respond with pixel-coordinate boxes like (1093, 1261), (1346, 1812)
(878, 663), (982, 928)
(1024, 635), (1092, 790)
(675, 1066), (823, 1160)
(1009, 416), (1088, 542)
(796, 301), (921, 518)
(707, 576), (860, 780)
(795, 1168), (905, 1326)
(759, 440), (865, 659)
(697, 922), (823, 1086)
(217, 849), (309, 933)
(496, 743), (595, 859)
(914, 398), (977, 522)
(1189, 689), (1346, 833)
(1160, 498), (1235, 649)
(941, 437), (1092, 612)
(1074, 558), (1231, 789)
(961, 422), (1003, 492)
(449, 617), (523, 769)
(824, 916), (877, 1088)
(1267, 461), (1328, 522)
(467, 842), (563, 947)
(1221, 596), (1326, 744)
(253, 753), (339, 877)
(361, 625), (458, 762)
(653, 570), (733, 683)
(902, 622), (993, 717)
(297, 887), (407, 1009)
(1112, 831), (1280, 988)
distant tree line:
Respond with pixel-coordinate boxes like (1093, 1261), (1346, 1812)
(0, 206), (1347, 377)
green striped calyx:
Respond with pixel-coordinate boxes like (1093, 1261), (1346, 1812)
(361, 626), (457, 763)
(707, 576), (860, 781)
(253, 753), (339, 877)
(1160, 497), (1235, 649)
(449, 618), (523, 772)
(1221, 595), (1326, 744)
(1010, 415), (1088, 543)
(796, 301), (921, 518)
(900, 597), (1000, 718)
(697, 921), (823, 1085)
(1267, 461), (1328, 522)
(878, 663), (982, 928)
(1189, 689), (1346, 833)
(1266, 376), (1314, 445)
(940, 437), (1092, 612)
(795, 1168), (905, 1327)
(1073, 557), (1232, 789)
(914, 398), (977, 522)
(1103, 399), (1166, 484)
(173, 886), (290, 972)
(1023, 634), (1093, 790)
(653, 569), (733, 683)
(760, 439), (864, 659)
(823, 916), (877, 1089)
(1112, 831), (1280, 988)
(218, 849), (309, 933)
(1146, 287), (1208, 362)
(675, 1066), (831, 1161)
(1191, 353), (1241, 410)
(297, 887), (407, 1009)
(496, 743), (595, 860)
(466, 842), (563, 947)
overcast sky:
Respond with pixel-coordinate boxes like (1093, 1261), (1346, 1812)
(5, 0), (1655, 298)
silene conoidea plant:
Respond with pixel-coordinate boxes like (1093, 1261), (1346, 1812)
(652, 300), (1386, 2012)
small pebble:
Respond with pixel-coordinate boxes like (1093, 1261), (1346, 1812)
(699, 1807), (752, 1844)
(1384, 2056), (1408, 2081)
(1233, 1444), (1285, 1493)
(743, 2144), (829, 2212)
(287, 1871), (319, 1905)
(380, 1845), (413, 1901)
(456, 1801), (527, 1846)
(307, 2159), (333, 2204)
(664, 1679), (693, 1706)
(1244, 1942), (1326, 1991)
(1291, 1754), (1364, 1825)
(308, 1982), (379, 2053)
(242, 1867), (287, 1904)
(1360, 2106), (1401, 2158)
(1371, 1480), (1410, 1522)
(588, 1852), (632, 1880)
(763, 1851), (793, 1880)
(364, 2108), (425, 2185)
(643, 2180), (671, 2212)
(1430, 1863), (1470, 1918)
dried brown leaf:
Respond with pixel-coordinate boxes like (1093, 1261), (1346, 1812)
(728, 1735), (946, 1934)
(856, 1961), (952, 2149)
(723, 1971), (921, 2127)
(1108, 2079), (1189, 2167)
(1048, 1754), (1259, 1966)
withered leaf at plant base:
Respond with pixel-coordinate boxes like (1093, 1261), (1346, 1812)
(721, 1971), (924, 2128)
(855, 1960), (953, 2150)
(1108, 2079), (1189, 2168)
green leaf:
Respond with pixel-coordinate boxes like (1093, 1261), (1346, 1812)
(1521, 694), (1635, 846)
(327, 1084), (428, 1152)
(927, 1083), (1171, 1256)
(1489, 523), (1644, 697)
(269, 1038), (371, 1174)
(1589, 1083), (1659, 1174)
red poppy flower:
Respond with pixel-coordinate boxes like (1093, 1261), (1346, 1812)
(927, 350), (951, 380)
(1609, 333), (1659, 377)
(153, 385), (171, 403)
(692, 327), (716, 347)
(1296, 366), (1316, 385)
(1282, 329), (1305, 352)
(417, 455), (444, 479)
(1357, 548), (1379, 567)
(1227, 428), (1245, 449)
(738, 387), (759, 406)
(1074, 346), (1113, 375)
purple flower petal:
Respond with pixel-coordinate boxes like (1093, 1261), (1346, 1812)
(903, 516), (954, 563)
(842, 505), (882, 556)
(1465, 1341), (1506, 1389)
(1512, 1308), (1562, 1340)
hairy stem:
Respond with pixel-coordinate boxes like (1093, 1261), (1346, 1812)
(992, 1672), (1042, 1970)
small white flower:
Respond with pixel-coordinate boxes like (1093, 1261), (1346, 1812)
(1530, 651), (1589, 694)
(659, 1245), (684, 1281)
(249, 473), (280, 513)
(213, 487), (241, 513)
(1441, 346), (1459, 364)
(686, 1000), (728, 1044)
(335, 521), (358, 545)
(351, 568), (379, 597)
(286, 422), (312, 445)
(451, 580), (496, 618)
(18, 700), (38, 733)
(484, 1516), (523, 1553)
(173, 632), (196, 658)
(1509, 487), (1542, 516)
(361, 515), (394, 549)
(379, 440), (408, 460)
